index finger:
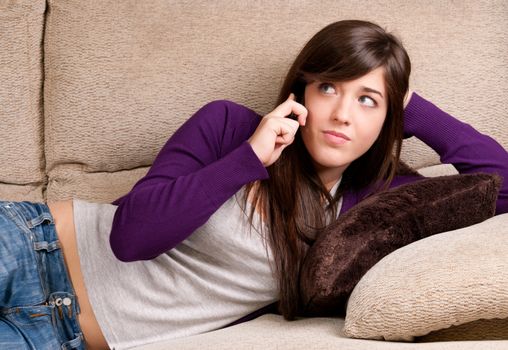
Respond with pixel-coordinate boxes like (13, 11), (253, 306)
(278, 94), (308, 126)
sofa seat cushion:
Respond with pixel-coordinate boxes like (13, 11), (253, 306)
(132, 313), (508, 350)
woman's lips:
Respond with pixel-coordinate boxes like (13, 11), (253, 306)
(323, 130), (351, 145)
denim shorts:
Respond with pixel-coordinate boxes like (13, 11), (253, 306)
(0, 201), (85, 349)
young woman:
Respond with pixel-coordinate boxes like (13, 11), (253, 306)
(1, 20), (507, 350)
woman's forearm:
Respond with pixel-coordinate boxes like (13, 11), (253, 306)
(110, 101), (267, 262)
(403, 93), (508, 214)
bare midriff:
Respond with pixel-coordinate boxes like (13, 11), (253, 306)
(47, 200), (110, 350)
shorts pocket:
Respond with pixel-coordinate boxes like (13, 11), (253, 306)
(1, 304), (61, 349)
(3, 304), (54, 327)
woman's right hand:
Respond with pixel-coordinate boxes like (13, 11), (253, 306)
(247, 93), (308, 167)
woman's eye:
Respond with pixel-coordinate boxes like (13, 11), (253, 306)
(318, 83), (336, 95)
(359, 95), (376, 107)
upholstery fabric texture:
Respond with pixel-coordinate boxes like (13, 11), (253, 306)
(300, 173), (501, 316)
(137, 313), (508, 350)
(41, 0), (507, 202)
(0, 0), (46, 201)
(343, 213), (508, 341)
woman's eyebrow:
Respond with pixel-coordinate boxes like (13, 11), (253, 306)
(361, 86), (384, 99)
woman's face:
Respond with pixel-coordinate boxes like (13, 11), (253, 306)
(301, 67), (388, 191)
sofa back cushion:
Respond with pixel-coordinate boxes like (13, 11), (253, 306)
(43, 0), (508, 202)
(0, 0), (46, 201)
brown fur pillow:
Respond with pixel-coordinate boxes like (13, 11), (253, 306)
(299, 172), (501, 317)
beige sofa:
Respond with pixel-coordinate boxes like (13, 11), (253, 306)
(1, 0), (507, 349)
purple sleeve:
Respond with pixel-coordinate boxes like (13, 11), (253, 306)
(404, 93), (508, 215)
(341, 93), (508, 215)
(110, 100), (268, 262)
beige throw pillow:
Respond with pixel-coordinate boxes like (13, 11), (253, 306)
(344, 213), (508, 341)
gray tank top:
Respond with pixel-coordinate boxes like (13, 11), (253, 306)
(73, 188), (277, 349)
(73, 181), (341, 349)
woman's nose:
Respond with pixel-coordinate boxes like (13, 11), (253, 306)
(332, 99), (352, 125)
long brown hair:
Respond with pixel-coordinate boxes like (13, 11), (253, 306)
(242, 20), (411, 320)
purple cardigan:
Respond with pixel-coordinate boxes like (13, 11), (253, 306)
(111, 93), (508, 262)
(109, 93), (508, 326)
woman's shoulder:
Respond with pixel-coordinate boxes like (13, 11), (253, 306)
(170, 99), (263, 156)
(200, 99), (256, 112)
(192, 99), (262, 128)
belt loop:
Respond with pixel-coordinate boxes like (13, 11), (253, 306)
(27, 212), (54, 229)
